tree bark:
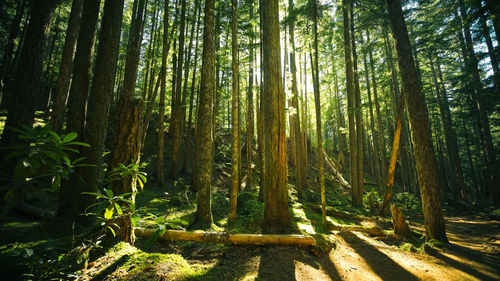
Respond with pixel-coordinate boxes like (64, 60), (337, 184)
(261, 0), (291, 233)
(65, 0), (101, 139)
(194, 0), (216, 228)
(386, 0), (448, 241)
(350, 4), (364, 205)
(289, 0), (304, 198)
(49, 0), (84, 133)
(229, 0), (240, 223)
(58, 0), (125, 219)
(183, 2), (202, 173)
(246, 0), (255, 188)
(157, 0), (171, 186)
(343, 1), (359, 206)
(311, 0), (326, 229)
(135, 227), (315, 246)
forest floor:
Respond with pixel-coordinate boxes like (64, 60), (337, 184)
(0, 117), (499, 280)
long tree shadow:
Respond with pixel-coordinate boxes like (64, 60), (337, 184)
(257, 245), (342, 281)
(425, 244), (499, 281)
(339, 231), (420, 281)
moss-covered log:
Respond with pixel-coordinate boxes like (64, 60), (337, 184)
(134, 228), (315, 246)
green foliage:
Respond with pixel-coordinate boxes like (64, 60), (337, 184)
(109, 162), (148, 191)
(393, 192), (421, 214)
(0, 125), (90, 208)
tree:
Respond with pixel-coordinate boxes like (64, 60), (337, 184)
(0, 0), (58, 168)
(311, 0), (326, 228)
(288, 0), (304, 197)
(385, 0), (448, 242)
(229, 0), (240, 223)
(58, 0), (125, 219)
(171, 0), (187, 179)
(261, 0), (291, 233)
(108, 0), (147, 198)
(49, 0), (84, 133)
(194, 0), (216, 228)
(158, 0), (172, 186)
(342, 0), (360, 206)
(64, 0), (101, 139)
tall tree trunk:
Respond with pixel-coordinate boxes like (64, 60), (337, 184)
(312, 0), (326, 228)
(49, 0), (84, 133)
(194, 0), (216, 228)
(350, 4), (364, 204)
(171, 0), (187, 179)
(229, 0), (240, 223)
(0, 0), (58, 168)
(258, 0), (266, 202)
(108, 0), (146, 199)
(362, 32), (382, 194)
(246, 0), (255, 188)
(65, 0), (101, 139)
(157, 0), (171, 186)
(261, 0), (291, 233)
(343, 0), (359, 206)
(288, 0), (303, 197)
(179, 0), (199, 173)
(58, 0), (125, 219)
(386, 0), (448, 241)
(183, 1), (202, 173)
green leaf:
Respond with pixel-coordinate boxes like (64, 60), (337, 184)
(63, 132), (77, 143)
(67, 141), (90, 147)
(104, 189), (113, 198)
(114, 202), (123, 215)
(104, 207), (114, 220)
(106, 225), (116, 237)
(48, 130), (62, 143)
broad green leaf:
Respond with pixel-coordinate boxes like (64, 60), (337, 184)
(104, 189), (113, 198)
(104, 207), (114, 220)
(63, 132), (77, 143)
(114, 202), (123, 215)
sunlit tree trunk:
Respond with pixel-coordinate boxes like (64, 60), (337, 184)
(261, 0), (291, 233)
(229, 0), (240, 223)
(194, 0), (216, 228)
(342, 0), (359, 206)
(350, 4), (364, 204)
(312, 0), (326, 228)
(246, 0), (255, 188)
(386, 0), (448, 241)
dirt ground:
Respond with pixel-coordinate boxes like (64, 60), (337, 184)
(177, 216), (500, 281)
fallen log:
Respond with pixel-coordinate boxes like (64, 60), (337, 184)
(134, 227), (316, 246)
(322, 149), (351, 189)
